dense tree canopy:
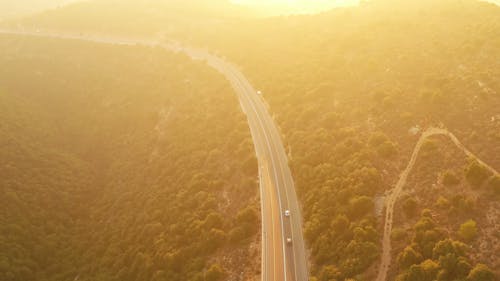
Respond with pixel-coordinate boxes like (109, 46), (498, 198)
(1, 0), (499, 279)
(0, 35), (258, 281)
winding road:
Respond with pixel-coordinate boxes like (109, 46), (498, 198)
(0, 29), (309, 281)
(375, 127), (499, 281)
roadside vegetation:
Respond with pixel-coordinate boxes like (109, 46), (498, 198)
(208, 1), (500, 279)
(0, 35), (259, 281)
(0, 0), (499, 280)
(200, 1), (499, 279)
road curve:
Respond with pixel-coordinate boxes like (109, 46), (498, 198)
(0, 29), (309, 281)
(181, 43), (309, 281)
(375, 127), (499, 281)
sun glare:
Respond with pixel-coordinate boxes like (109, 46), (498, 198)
(231, 0), (360, 14)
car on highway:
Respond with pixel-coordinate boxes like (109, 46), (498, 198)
(257, 90), (262, 95)
(284, 210), (290, 217)
(286, 238), (292, 244)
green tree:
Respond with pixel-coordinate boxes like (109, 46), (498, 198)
(331, 214), (350, 233)
(406, 264), (425, 281)
(349, 196), (373, 219)
(419, 259), (439, 281)
(398, 246), (423, 268)
(433, 239), (467, 260)
(467, 264), (495, 281)
(458, 220), (477, 242)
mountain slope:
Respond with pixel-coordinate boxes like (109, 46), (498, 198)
(0, 34), (259, 281)
(203, 0), (500, 279)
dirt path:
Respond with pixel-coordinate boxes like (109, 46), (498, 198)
(375, 127), (499, 281)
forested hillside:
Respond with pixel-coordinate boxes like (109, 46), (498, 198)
(206, 1), (500, 280)
(0, 35), (259, 281)
(390, 133), (499, 281)
(1, 0), (499, 280)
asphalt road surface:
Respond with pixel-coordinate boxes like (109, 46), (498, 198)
(0, 28), (309, 281)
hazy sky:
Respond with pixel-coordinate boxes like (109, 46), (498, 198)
(1, 0), (498, 20)
(232, 0), (359, 5)
(232, 0), (500, 13)
(231, 0), (360, 14)
(0, 0), (79, 19)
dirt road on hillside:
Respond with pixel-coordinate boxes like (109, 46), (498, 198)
(375, 127), (499, 281)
